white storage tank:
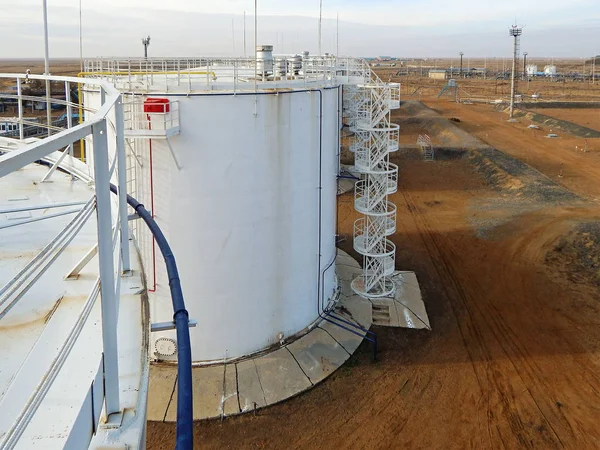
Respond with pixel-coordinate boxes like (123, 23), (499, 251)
(544, 65), (557, 76)
(84, 58), (342, 363)
(526, 64), (538, 76)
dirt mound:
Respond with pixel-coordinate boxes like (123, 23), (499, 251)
(520, 111), (600, 138)
(468, 147), (579, 203)
(491, 105), (600, 138)
(521, 102), (600, 109)
(547, 222), (600, 286)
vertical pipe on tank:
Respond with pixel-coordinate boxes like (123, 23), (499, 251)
(254, 0), (257, 92)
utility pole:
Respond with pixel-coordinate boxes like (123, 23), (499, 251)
(142, 35), (151, 58)
(484, 56), (487, 79)
(243, 11), (247, 57)
(508, 25), (522, 120)
(593, 55), (596, 85)
(42, 0), (51, 137)
(318, 0), (322, 56)
(523, 52), (528, 80)
(336, 13), (339, 56)
(254, 0), (257, 92)
(460, 52), (464, 78)
(79, 0), (83, 72)
(231, 19), (235, 55)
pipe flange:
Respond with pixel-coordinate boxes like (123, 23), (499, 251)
(155, 337), (177, 357)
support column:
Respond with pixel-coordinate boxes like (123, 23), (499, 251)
(92, 116), (121, 416)
(114, 95), (131, 273)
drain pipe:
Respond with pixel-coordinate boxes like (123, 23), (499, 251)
(316, 87), (323, 314)
(109, 184), (193, 450)
(317, 86), (343, 315)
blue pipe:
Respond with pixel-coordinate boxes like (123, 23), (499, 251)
(337, 174), (359, 181)
(109, 184), (193, 450)
(319, 309), (378, 360)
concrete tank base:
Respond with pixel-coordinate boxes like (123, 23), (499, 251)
(146, 249), (371, 421)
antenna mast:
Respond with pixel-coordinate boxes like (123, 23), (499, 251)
(142, 35), (151, 58)
(42, 0), (51, 137)
(336, 13), (339, 56)
(243, 11), (247, 58)
(318, 0), (322, 56)
(254, 0), (257, 92)
(42, 0), (50, 75)
(79, 0), (83, 71)
(232, 18), (235, 55)
(508, 25), (522, 119)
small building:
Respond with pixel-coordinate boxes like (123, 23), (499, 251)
(429, 69), (447, 80)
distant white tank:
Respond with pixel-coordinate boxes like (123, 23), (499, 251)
(526, 64), (538, 76)
(544, 65), (557, 76)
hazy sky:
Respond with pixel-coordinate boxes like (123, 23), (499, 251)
(2, 0), (599, 58)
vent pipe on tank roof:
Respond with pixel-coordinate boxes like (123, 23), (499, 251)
(256, 45), (274, 75)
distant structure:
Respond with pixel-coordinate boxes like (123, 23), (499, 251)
(526, 64), (538, 76)
(142, 35), (151, 58)
(438, 78), (458, 100)
(544, 65), (557, 77)
(417, 134), (434, 161)
(508, 25), (523, 119)
(429, 69), (447, 80)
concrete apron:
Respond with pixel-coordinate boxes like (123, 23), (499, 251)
(147, 249), (429, 421)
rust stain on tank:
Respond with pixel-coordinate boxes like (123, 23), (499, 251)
(44, 295), (64, 324)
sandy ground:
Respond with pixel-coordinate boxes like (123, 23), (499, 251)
(422, 99), (600, 201)
(148, 100), (600, 449)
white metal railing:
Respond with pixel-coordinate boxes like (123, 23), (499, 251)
(353, 217), (386, 254)
(387, 163), (399, 194)
(353, 127), (395, 173)
(82, 56), (357, 93)
(123, 99), (180, 137)
(389, 83), (401, 109)
(388, 124), (400, 152)
(344, 62), (400, 298)
(417, 134), (434, 161)
(0, 73), (130, 448)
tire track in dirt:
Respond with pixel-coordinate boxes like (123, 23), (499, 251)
(437, 221), (569, 449)
(397, 183), (567, 449)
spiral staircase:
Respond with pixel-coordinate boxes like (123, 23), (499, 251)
(344, 71), (400, 298)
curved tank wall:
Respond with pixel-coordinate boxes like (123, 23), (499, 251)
(126, 87), (341, 362)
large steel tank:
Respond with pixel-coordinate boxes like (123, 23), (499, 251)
(145, 89), (339, 362)
(121, 86), (341, 362)
(82, 55), (342, 363)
